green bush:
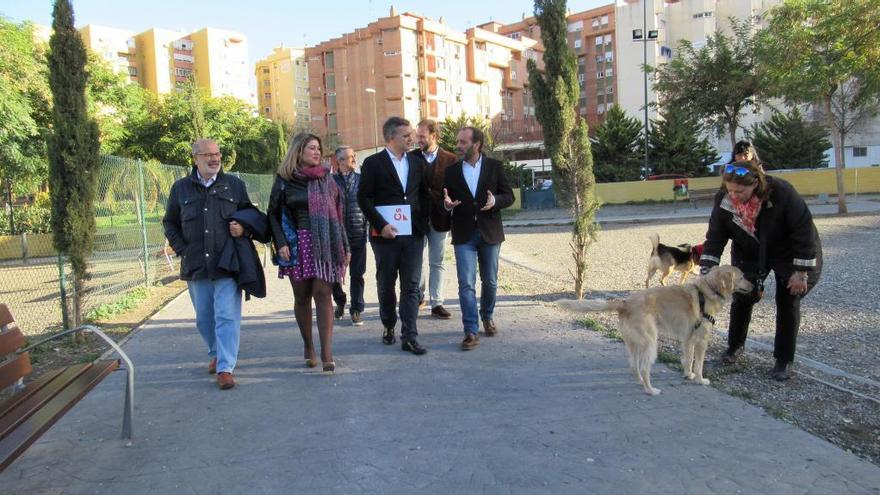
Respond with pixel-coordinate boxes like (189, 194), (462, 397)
(0, 202), (53, 235)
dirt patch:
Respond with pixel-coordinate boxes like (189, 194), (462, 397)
(20, 280), (186, 383)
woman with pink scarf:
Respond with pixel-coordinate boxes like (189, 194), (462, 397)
(699, 160), (821, 381)
(268, 133), (350, 372)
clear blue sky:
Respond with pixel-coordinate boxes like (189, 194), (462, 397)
(1, 0), (609, 64)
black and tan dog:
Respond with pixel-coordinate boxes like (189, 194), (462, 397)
(645, 233), (704, 288)
(559, 266), (753, 395)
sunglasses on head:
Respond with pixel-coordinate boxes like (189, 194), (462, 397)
(724, 164), (752, 177)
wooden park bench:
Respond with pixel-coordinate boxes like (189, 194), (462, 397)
(687, 187), (721, 208)
(0, 303), (134, 472)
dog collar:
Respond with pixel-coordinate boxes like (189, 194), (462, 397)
(697, 292), (716, 327)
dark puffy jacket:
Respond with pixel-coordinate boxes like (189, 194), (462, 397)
(163, 168), (252, 280)
(217, 206), (269, 299)
(333, 171), (367, 243)
(700, 175), (822, 275)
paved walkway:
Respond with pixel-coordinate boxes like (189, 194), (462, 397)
(3, 201), (880, 493)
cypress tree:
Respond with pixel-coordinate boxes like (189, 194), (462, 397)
(528, 0), (599, 298)
(48, 0), (101, 327)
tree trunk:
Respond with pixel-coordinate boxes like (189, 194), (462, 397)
(825, 96), (848, 214)
(71, 273), (86, 344)
(729, 120), (738, 157)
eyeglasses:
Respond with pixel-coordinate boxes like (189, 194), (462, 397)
(724, 164), (752, 177)
(196, 152), (221, 158)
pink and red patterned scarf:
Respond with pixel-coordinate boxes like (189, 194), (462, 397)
(296, 165), (348, 282)
(730, 194), (762, 234)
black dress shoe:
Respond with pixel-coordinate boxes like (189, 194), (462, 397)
(771, 360), (792, 381)
(721, 346), (744, 365)
(382, 327), (396, 345)
(401, 339), (427, 355)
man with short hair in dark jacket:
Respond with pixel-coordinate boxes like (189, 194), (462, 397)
(163, 138), (253, 390)
(331, 145), (368, 326)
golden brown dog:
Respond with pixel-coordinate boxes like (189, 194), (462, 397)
(645, 233), (703, 288)
(558, 266), (752, 395)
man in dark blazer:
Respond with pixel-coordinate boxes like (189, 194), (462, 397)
(415, 118), (458, 320)
(442, 126), (515, 351)
(357, 117), (430, 355)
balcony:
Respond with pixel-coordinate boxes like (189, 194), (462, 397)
(492, 117), (544, 145)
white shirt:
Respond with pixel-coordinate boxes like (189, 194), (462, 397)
(196, 170), (217, 188)
(462, 155), (482, 198)
(423, 147), (438, 164)
(386, 148), (409, 191)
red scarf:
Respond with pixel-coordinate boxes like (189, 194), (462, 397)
(730, 194), (762, 234)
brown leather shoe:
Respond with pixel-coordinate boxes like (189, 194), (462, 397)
(461, 333), (480, 351)
(431, 305), (452, 319)
(217, 372), (235, 390)
(482, 319), (498, 337)
(208, 357), (217, 374)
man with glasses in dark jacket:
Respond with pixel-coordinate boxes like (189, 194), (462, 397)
(331, 145), (368, 326)
(163, 138), (253, 390)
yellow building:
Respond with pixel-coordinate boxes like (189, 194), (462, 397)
(79, 24), (252, 104)
(255, 45), (310, 129)
(189, 28), (252, 103)
(79, 24), (138, 82)
(133, 28), (187, 95)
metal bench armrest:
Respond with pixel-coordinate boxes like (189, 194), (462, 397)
(17, 325), (134, 441)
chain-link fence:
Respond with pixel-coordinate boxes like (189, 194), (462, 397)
(0, 156), (273, 335)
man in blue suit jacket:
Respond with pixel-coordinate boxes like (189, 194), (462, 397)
(357, 117), (430, 355)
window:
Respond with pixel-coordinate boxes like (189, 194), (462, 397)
(327, 93), (336, 110)
(591, 18), (599, 29)
(595, 36), (603, 46)
(324, 52), (334, 69)
(597, 103), (606, 114)
(263, 92), (271, 100)
(578, 73), (585, 82)
(601, 15), (609, 25)
(508, 32), (521, 40)
(606, 68), (613, 78)
(263, 80), (270, 87)
(567, 21), (583, 32)
(127, 66), (138, 76)
(574, 39), (582, 49)
(262, 67), (270, 74)
(853, 147), (868, 157)
(604, 34), (612, 44)
(328, 114), (337, 131)
(693, 11), (714, 19)
(660, 46), (673, 58)
(326, 74), (335, 90)
(511, 70), (517, 81)
(264, 107), (270, 114)
(597, 71), (604, 79)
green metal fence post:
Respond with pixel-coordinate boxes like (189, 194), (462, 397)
(57, 253), (70, 330)
(136, 159), (150, 287)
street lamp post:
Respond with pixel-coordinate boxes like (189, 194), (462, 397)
(632, 0), (658, 179)
(364, 87), (378, 151)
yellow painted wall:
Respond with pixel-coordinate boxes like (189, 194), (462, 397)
(595, 168), (880, 204)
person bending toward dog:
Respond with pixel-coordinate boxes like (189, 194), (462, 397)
(700, 161), (822, 381)
(268, 133), (350, 373)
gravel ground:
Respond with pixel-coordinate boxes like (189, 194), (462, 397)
(498, 212), (880, 465)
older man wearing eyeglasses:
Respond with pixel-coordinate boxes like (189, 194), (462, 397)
(163, 138), (254, 390)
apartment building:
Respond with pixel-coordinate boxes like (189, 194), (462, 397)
(255, 45), (311, 129)
(80, 24), (252, 103)
(79, 24), (138, 82)
(615, 0), (780, 150)
(493, 3), (617, 130)
(305, 9), (543, 152)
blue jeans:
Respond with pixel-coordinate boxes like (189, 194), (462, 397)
(454, 231), (501, 334)
(187, 278), (242, 373)
(419, 224), (448, 307)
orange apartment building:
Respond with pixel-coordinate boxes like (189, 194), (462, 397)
(304, 9), (544, 153)
(494, 3), (617, 131)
